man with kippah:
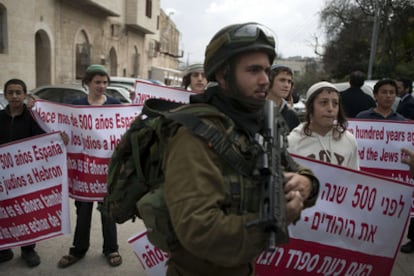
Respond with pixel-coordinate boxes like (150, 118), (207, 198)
(58, 64), (122, 268)
(181, 63), (207, 93)
(162, 22), (320, 275)
(288, 81), (359, 170)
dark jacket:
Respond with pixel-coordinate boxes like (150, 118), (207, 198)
(0, 104), (45, 145)
(397, 93), (414, 120)
(356, 107), (406, 121)
(280, 102), (300, 132)
(341, 87), (376, 118)
(71, 96), (121, 105)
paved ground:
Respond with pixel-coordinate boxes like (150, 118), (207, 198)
(1, 199), (413, 275)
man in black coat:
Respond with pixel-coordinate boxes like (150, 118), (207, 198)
(397, 78), (414, 254)
(340, 71), (376, 118)
(396, 77), (414, 120)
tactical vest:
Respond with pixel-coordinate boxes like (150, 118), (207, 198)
(137, 99), (264, 252)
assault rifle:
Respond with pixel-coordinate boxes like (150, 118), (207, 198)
(247, 100), (291, 249)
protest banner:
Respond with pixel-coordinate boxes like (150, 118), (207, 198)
(128, 231), (169, 276)
(128, 156), (411, 276)
(0, 132), (70, 249)
(348, 119), (414, 216)
(255, 155), (411, 276)
(348, 119), (414, 184)
(31, 100), (143, 201)
(132, 80), (193, 105)
(31, 84), (193, 201)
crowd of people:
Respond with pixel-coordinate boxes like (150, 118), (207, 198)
(1, 21), (413, 275)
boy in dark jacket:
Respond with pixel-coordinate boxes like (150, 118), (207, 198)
(0, 78), (45, 267)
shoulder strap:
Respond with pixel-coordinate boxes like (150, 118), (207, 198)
(143, 98), (253, 175)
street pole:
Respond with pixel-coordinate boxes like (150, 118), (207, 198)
(186, 52), (191, 67)
(367, 0), (380, 80)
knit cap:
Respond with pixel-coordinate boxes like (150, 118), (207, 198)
(86, 64), (108, 74)
(306, 81), (338, 101)
(186, 63), (204, 75)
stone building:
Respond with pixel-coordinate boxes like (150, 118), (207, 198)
(0, 0), (182, 90)
(147, 9), (182, 86)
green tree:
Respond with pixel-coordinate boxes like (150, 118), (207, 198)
(320, 0), (414, 80)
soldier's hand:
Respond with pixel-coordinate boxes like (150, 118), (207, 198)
(283, 172), (312, 200)
(285, 190), (303, 224)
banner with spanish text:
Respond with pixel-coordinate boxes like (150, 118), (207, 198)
(128, 231), (169, 276)
(31, 100), (143, 201)
(0, 132), (70, 250)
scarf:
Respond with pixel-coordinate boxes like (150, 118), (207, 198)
(190, 86), (265, 138)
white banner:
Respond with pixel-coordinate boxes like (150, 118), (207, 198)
(132, 80), (193, 105)
(0, 132), (70, 249)
(257, 155), (412, 275)
(128, 231), (168, 276)
(31, 100), (143, 201)
(128, 157), (411, 276)
(348, 119), (414, 184)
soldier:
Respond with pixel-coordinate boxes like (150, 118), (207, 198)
(163, 22), (319, 275)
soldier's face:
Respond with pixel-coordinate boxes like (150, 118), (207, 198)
(233, 51), (270, 100)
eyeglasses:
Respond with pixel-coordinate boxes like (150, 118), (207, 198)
(206, 23), (276, 61)
(5, 90), (24, 96)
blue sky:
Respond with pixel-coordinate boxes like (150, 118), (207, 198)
(161, 0), (327, 64)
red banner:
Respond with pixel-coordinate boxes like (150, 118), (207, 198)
(0, 132), (70, 249)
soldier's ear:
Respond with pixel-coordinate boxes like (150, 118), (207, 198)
(215, 69), (227, 89)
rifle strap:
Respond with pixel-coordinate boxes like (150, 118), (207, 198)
(166, 112), (252, 176)
(143, 98), (252, 176)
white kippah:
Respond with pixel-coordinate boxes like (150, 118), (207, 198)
(306, 81), (338, 101)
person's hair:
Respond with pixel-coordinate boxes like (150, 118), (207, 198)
(269, 65), (293, 88)
(397, 77), (413, 93)
(349, 71), (366, 88)
(373, 79), (397, 95)
(303, 87), (347, 139)
(4, 78), (27, 94)
(181, 74), (190, 89)
(217, 53), (239, 93)
(82, 65), (110, 87)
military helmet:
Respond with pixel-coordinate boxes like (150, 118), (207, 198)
(204, 22), (276, 81)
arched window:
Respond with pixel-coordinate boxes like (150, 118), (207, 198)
(0, 4), (8, 54)
(75, 30), (91, 79)
(145, 0), (152, 18)
(132, 46), (140, 77)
